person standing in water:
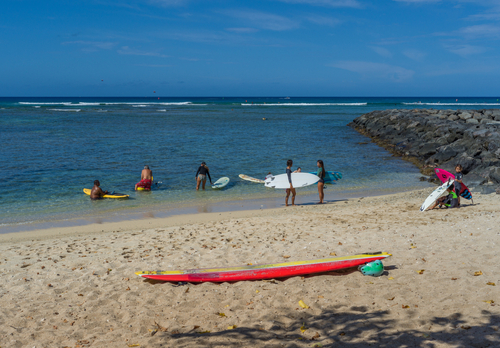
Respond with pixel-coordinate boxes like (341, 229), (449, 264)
(316, 160), (326, 204)
(135, 165), (153, 190)
(285, 159), (296, 206)
(196, 161), (212, 190)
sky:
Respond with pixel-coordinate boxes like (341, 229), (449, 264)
(1, 0), (500, 97)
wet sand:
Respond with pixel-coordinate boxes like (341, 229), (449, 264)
(1, 189), (499, 347)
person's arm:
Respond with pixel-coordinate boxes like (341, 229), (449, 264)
(195, 167), (200, 178)
(207, 169), (212, 183)
(287, 168), (293, 188)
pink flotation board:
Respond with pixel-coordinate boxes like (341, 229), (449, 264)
(434, 168), (473, 200)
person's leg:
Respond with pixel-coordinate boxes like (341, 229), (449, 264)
(202, 178), (207, 190)
(135, 184), (138, 190)
(285, 189), (290, 206)
(196, 177), (201, 190)
(318, 182), (324, 203)
(291, 188), (296, 206)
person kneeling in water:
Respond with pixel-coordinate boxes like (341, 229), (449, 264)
(135, 165), (153, 190)
(90, 180), (108, 200)
(429, 184), (459, 210)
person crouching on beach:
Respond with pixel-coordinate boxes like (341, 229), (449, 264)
(196, 161), (212, 190)
(454, 164), (464, 206)
(285, 159), (296, 206)
(90, 180), (108, 200)
(316, 160), (326, 204)
(135, 165), (153, 190)
(429, 184), (458, 210)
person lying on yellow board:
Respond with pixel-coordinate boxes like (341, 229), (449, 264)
(135, 165), (153, 191)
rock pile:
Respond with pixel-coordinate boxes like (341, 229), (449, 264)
(349, 108), (500, 194)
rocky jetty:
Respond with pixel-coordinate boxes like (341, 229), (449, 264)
(349, 108), (500, 194)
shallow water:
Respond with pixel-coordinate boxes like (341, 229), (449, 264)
(1, 96), (498, 231)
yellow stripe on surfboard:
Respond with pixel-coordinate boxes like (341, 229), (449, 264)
(135, 252), (391, 276)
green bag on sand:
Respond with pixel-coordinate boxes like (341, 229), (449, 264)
(359, 260), (384, 277)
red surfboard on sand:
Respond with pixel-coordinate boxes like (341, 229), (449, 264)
(434, 168), (473, 200)
(135, 252), (391, 282)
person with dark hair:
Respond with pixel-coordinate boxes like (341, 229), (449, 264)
(196, 161), (212, 190)
(90, 180), (108, 200)
(316, 160), (326, 204)
(285, 159), (296, 206)
(429, 184), (459, 210)
(454, 164), (464, 206)
(135, 165), (153, 190)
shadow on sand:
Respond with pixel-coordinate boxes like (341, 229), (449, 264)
(150, 307), (499, 347)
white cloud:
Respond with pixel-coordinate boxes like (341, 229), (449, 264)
(305, 15), (341, 26)
(459, 24), (500, 39)
(370, 46), (392, 58)
(222, 10), (298, 31)
(277, 0), (362, 8)
(225, 27), (259, 33)
(62, 40), (116, 51)
(403, 49), (426, 61)
(330, 61), (415, 81)
(118, 46), (169, 57)
(147, 0), (189, 6)
(445, 44), (487, 56)
(393, 0), (441, 3)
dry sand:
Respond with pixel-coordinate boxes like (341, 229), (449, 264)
(1, 189), (499, 347)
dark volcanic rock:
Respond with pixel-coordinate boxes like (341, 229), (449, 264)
(348, 108), (500, 192)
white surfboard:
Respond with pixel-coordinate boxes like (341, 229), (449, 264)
(420, 180), (453, 212)
(265, 173), (319, 189)
(239, 174), (265, 184)
(212, 177), (230, 189)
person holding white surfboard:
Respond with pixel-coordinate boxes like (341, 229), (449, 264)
(285, 159), (296, 206)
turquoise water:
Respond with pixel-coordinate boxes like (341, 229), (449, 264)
(1, 97), (499, 231)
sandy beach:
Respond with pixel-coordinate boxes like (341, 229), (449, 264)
(1, 189), (499, 347)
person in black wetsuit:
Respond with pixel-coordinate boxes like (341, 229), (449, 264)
(429, 184), (459, 210)
(285, 159), (296, 206)
(196, 161), (212, 190)
(316, 160), (326, 204)
(454, 164), (464, 206)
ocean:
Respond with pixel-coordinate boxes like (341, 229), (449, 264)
(1, 96), (499, 233)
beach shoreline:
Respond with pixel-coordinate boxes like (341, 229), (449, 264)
(1, 187), (499, 347)
(0, 183), (431, 240)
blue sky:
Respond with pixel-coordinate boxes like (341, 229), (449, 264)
(1, 0), (500, 96)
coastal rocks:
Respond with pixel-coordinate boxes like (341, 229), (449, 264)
(348, 108), (500, 193)
(459, 112), (472, 120)
(466, 118), (479, 125)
